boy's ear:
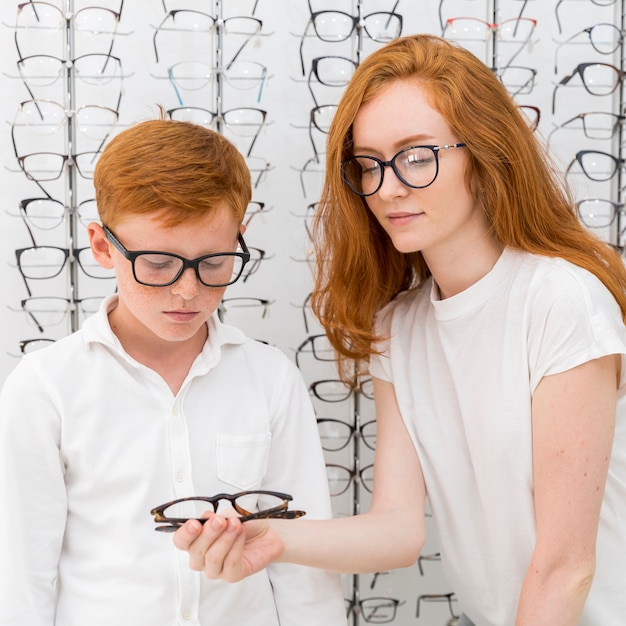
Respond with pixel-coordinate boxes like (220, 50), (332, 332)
(87, 223), (115, 269)
(239, 222), (247, 236)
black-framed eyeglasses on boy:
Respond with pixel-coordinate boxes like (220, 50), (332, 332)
(103, 225), (250, 287)
(151, 490), (305, 532)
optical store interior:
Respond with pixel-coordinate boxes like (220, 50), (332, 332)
(0, 0), (624, 623)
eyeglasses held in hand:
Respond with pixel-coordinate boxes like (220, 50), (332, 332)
(151, 490), (305, 532)
(104, 225), (250, 288)
(342, 144), (466, 197)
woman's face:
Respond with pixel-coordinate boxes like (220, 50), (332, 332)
(350, 79), (489, 267)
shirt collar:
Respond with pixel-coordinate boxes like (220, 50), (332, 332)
(82, 294), (246, 368)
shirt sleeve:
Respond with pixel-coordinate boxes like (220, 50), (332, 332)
(260, 356), (347, 626)
(527, 263), (626, 393)
(0, 356), (67, 626)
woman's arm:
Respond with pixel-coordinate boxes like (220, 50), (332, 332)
(174, 377), (427, 580)
(515, 354), (619, 625)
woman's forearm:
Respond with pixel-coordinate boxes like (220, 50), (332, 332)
(276, 508), (424, 574)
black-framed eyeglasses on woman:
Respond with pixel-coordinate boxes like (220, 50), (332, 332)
(151, 490), (305, 532)
(342, 143), (466, 197)
(103, 225), (250, 287)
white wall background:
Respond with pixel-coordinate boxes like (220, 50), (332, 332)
(1, 1), (623, 624)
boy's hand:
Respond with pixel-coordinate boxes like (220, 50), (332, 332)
(173, 513), (283, 582)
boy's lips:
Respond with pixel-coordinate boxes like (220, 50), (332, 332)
(164, 310), (199, 321)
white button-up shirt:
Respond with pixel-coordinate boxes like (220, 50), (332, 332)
(0, 297), (346, 626)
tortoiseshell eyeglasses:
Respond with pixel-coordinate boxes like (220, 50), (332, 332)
(151, 490), (305, 532)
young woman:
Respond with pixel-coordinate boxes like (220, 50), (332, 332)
(175, 34), (626, 626)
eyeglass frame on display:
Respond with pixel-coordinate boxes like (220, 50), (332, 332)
(316, 417), (377, 452)
(298, 4), (403, 75)
(152, 10), (264, 67)
(552, 61), (626, 114)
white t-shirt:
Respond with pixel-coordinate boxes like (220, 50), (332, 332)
(370, 248), (626, 626)
(0, 296), (346, 626)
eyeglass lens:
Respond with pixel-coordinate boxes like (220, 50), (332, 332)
(132, 251), (245, 287)
(343, 146), (442, 196)
(158, 492), (286, 520)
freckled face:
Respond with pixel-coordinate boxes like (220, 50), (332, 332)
(100, 205), (242, 346)
(351, 80), (488, 263)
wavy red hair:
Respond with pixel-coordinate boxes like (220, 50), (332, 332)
(312, 34), (626, 382)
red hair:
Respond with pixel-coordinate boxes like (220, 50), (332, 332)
(312, 34), (626, 382)
(94, 116), (251, 229)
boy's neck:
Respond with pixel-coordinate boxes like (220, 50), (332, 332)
(109, 308), (208, 395)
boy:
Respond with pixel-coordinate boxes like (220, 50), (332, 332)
(0, 118), (345, 625)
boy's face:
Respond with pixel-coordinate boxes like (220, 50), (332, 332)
(88, 204), (243, 348)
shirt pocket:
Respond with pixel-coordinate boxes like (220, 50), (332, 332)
(216, 432), (272, 490)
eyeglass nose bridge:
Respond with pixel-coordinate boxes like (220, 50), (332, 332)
(172, 257), (205, 286)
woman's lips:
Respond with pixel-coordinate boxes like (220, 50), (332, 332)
(387, 211), (423, 226)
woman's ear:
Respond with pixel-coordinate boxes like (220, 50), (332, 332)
(87, 223), (115, 270)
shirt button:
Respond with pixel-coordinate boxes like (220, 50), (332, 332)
(175, 472), (185, 482)
(182, 609), (191, 620)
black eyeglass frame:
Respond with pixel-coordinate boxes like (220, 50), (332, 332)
(342, 143), (466, 197)
(151, 490), (305, 532)
(103, 225), (250, 287)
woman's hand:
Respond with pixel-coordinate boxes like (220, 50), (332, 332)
(173, 513), (284, 582)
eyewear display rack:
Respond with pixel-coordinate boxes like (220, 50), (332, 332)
(6, 1), (125, 349)
(2, 1), (626, 625)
